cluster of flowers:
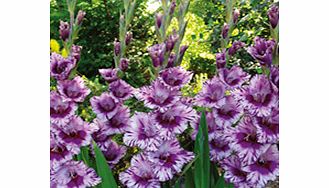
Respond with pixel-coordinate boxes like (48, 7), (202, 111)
(90, 68), (134, 167)
(191, 19), (279, 188)
(50, 50), (102, 187)
(119, 66), (196, 187)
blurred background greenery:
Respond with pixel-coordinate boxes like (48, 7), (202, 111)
(51, 0), (274, 90)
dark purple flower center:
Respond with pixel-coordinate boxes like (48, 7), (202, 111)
(98, 98), (116, 112)
(246, 92), (272, 107)
(50, 145), (69, 161)
(64, 85), (82, 98)
(53, 61), (69, 74)
(60, 130), (87, 145)
(215, 107), (237, 120)
(67, 172), (84, 187)
(50, 102), (72, 118)
(105, 151), (118, 161)
(157, 113), (181, 128)
(164, 76), (182, 86)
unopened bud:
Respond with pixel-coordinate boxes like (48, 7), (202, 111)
(119, 58), (129, 71)
(125, 32), (133, 45)
(114, 39), (121, 56)
(233, 9), (240, 24)
(268, 5), (279, 28)
(221, 23), (229, 39)
(169, 0), (177, 15)
(59, 21), (70, 41)
(156, 13), (163, 28)
(76, 10), (86, 25)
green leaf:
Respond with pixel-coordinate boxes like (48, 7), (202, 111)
(194, 111), (210, 188)
(93, 141), (117, 188)
(210, 162), (220, 188)
(214, 174), (234, 188)
(185, 167), (195, 188)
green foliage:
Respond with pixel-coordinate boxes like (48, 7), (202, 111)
(194, 111), (210, 188)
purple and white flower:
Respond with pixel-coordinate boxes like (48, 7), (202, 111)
(55, 116), (98, 153)
(123, 112), (163, 151)
(254, 108), (279, 144)
(218, 66), (250, 89)
(209, 135), (231, 162)
(227, 116), (264, 164)
(50, 132), (75, 168)
(50, 91), (77, 126)
(147, 139), (194, 181)
(159, 66), (193, 89)
(71, 45), (82, 62)
(99, 68), (119, 82)
(90, 92), (120, 120)
(234, 74), (278, 117)
(91, 119), (113, 150)
(94, 106), (130, 135)
(213, 96), (243, 127)
(119, 154), (160, 188)
(222, 155), (251, 188)
(194, 76), (227, 108)
(109, 79), (134, 101)
(50, 53), (76, 80)
(101, 140), (127, 168)
(247, 37), (276, 66)
(57, 76), (90, 102)
(244, 144), (279, 187)
(154, 104), (197, 138)
(51, 160), (101, 188)
(135, 79), (180, 109)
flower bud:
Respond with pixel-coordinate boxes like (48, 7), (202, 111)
(228, 41), (245, 56)
(59, 21), (70, 41)
(216, 50), (226, 69)
(114, 39), (121, 56)
(167, 53), (176, 68)
(169, 0), (177, 15)
(179, 45), (189, 56)
(233, 9), (240, 24)
(148, 43), (166, 68)
(76, 10), (86, 25)
(125, 32), (133, 45)
(156, 13), (163, 28)
(165, 31), (179, 52)
(71, 45), (82, 62)
(268, 5), (279, 28)
(221, 23), (229, 39)
(119, 58), (129, 71)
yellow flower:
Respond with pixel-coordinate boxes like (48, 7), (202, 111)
(50, 39), (60, 53)
(61, 48), (68, 58)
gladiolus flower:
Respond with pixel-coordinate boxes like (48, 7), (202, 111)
(109, 79), (134, 101)
(194, 76), (227, 108)
(57, 76), (90, 102)
(267, 5), (279, 28)
(51, 160), (101, 188)
(50, 91), (77, 126)
(123, 112), (163, 151)
(50, 53), (76, 80)
(135, 79), (180, 109)
(59, 21), (70, 41)
(146, 139), (194, 181)
(99, 68), (119, 83)
(248, 37), (276, 66)
(159, 66), (193, 89)
(119, 154), (160, 188)
(90, 92), (119, 120)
